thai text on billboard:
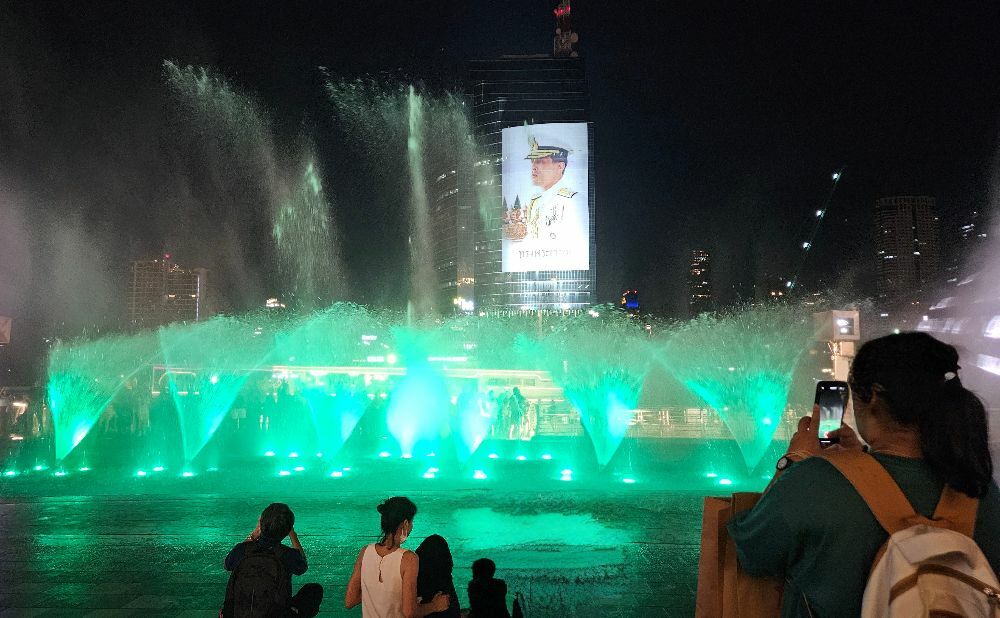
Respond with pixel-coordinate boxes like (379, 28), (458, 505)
(501, 122), (589, 272)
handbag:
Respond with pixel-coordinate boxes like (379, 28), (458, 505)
(696, 492), (784, 617)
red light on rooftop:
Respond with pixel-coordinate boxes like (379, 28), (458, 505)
(164, 253), (172, 260)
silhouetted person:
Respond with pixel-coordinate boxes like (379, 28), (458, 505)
(415, 535), (460, 618)
(222, 502), (323, 617)
(467, 558), (510, 618)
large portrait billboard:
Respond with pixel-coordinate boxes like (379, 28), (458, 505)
(501, 122), (589, 272)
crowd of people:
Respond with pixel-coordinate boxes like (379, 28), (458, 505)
(224, 498), (514, 618)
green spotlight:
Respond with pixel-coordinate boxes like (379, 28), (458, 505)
(293, 466), (305, 472)
(278, 470), (291, 476)
(516, 455), (527, 461)
(289, 452), (299, 458)
(264, 451), (276, 457)
(622, 477), (636, 484)
(136, 470), (147, 477)
(719, 478), (733, 486)
(473, 470), (487, 480)
(153, 466), (165, 472)
(182, 471), (195, 477)
(330, 471), (343, 478)
(422, 472), (435, 479)
(316, 452), (323, 458)
(706, 472), (718, 478)
(33, 465), (45, 472)
(401, 454), (413, 459)
(541, 454), (552, 460)
(3, 471), (16, 477)
(79, 467), (91, 472)
(488, 453), (499, 459)
(54, 471), (67, 477)
(378, 451), (391, 458)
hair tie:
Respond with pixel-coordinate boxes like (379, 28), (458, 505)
(944, 371), (957, 381)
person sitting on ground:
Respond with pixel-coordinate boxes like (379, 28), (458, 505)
(345, 496), (450, 618)
(222, 502), (323, 617)
(415, 534), (461, 618)
(728, 332), (1000, 616)
(467, 558), (510, 618)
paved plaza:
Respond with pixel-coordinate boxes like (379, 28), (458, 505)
(0, 472), (705, 617)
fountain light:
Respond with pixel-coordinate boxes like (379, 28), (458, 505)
(342, 467), (352, 471)
(422, 472), (436, 479)
(278, 470), (291, 477)
(153, 466), (165, 472)
(331, 471), (343, 478)
(705, 472), (718, 478)
(264, 451), (275, 457)
(541, 454), (552, 460)
(4, 471), (16, 477)
(401, 454), (413, 459)
(54, 471), (67, 477)
(560, 474), (573, 481)
(488, 453), (499, 459)
(136, 470), (147, 477)
(33, 465), (45, 472)
(79, 467), (91, 472)
(622, 477), (636, 484)
(316, 452), (323, 458)
(293, 466), (305, 472)
(719, 478), (733, 486)
(427, 452), (436, 457)
(182, 472), (195, 478)
(288, 452), (299, 458)
(427, 467), (439, 473)
(473, 470), (487, 480)
(516, 455), (527, 461)
(378, 451), (391, 458)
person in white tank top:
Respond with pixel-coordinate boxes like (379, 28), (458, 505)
(345, 496), (450, 618)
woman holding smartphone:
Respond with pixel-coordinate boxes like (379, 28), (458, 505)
(728, 332), (1000, 616)
(345, 496), (450, 618)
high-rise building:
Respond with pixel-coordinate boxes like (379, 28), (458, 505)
(461, 2), (596, 312)
(127, 256), (208, 329)
(431, 165), (475, 314)
(875, 196), (940, 304)
(688, 250), (712, 315)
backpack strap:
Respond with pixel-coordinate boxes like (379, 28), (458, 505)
(820, 450), (922, 535)
(931, 485), (978, 537)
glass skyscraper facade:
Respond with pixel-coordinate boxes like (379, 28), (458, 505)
(465, 55), (596, 311)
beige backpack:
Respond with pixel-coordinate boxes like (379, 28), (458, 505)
(824, 450), (1000, 617)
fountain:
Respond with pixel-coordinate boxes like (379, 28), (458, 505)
(7, 69), (828, 489)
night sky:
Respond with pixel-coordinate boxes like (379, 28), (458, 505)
(3, 1), (1000, 375)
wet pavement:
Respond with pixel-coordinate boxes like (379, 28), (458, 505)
(0, 474), (705, 617)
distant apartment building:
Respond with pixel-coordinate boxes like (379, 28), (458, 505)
(875, 196), (940, 304)
(688, 250), (712, 316)
(127, 256), (208, 329)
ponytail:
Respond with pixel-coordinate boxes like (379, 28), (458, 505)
(851, 332), (994, 498)
(917, 378), (992, 498)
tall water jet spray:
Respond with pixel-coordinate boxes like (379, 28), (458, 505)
(165, 61), (342, 309)
(655, 305), (814, 471)
(273, 155), (341, 309)
(406, 86), (436, 316)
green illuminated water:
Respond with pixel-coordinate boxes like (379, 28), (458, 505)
(35, 302), (818, 483)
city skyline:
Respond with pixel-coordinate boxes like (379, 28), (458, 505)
(3, 1), (1000, 370)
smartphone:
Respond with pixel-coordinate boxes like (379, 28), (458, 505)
(815, 380), (848, 446)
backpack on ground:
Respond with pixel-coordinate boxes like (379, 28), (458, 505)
(221, 543), (292, 618)
(823, 450), (1000, 617)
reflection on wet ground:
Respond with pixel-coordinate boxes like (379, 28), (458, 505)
(0, 475), (703, 616)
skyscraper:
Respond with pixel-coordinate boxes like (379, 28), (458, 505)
(688, 250), (712, 316)
(462, 2), (596, 312)
(127, 256), (208, 329)
(875, 196), (940, 304)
